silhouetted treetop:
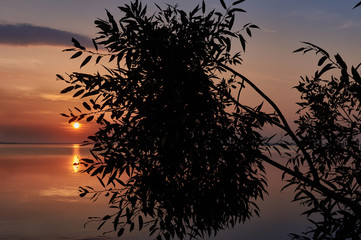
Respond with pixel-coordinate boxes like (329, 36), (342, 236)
(59, 0), (266, 239)
(58, 1), (361, 239)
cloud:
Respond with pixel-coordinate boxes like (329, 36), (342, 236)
(0, 23), (91, 47)
(288, 9), (339, 22)
(39, 93), (74, 101)
(336, 20), (361, 29)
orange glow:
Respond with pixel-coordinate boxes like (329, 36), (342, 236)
(72, 155), (80, 173)
(73, 122), (80, 129)
(72, 144), (80, 173)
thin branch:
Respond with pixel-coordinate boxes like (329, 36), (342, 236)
(220, 63), (320, 183)
(259, 154), (361, 216)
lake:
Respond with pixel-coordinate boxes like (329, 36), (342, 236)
(0, 144), (309, 239)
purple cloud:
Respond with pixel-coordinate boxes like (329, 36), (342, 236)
(0, 23), (91, 47)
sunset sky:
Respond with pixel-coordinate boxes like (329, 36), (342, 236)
(1, 0), (360, 143)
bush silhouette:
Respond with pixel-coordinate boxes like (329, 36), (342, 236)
(58, 0), (361, 239)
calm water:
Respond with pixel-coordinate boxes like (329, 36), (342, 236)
(0, 144), (308, 240)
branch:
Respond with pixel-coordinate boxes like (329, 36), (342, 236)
(260, 154), (361, 216)
(220, 63), (320, 183)
(219, 64), (361, 216)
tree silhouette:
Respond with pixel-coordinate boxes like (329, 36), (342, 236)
(287, 44), (361, 239)
(58, 0), (361, 239)
(59, 0), (267, 239)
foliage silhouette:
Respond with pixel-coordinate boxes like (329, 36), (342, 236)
(59, 0), (267, 239)
(287, 44), (361, 239)
(58, 0), (361, 239)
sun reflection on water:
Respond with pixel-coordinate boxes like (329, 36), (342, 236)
(72, 144), (80, 173)
(73, 155), (80, 173)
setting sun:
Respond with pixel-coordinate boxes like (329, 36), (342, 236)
(73, 122), (80, 129)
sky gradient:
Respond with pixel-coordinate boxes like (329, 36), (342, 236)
(1, 0), (360, 143)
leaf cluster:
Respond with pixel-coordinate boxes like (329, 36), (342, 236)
(59, 0), (266, 239)
(288, 43), (361, 239)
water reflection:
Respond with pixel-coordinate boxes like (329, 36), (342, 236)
(72, 144), (80, 173)
(73, 155), (80, 173)
(0, 144), (113, 240)
(39, 187), (79, 202)
(0, 144), (310, 239)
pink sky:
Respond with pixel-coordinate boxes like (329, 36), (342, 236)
(1, 0), (360, 143)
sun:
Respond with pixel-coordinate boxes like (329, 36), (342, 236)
(73, 122), (80, 129)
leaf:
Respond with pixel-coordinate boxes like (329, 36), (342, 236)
(229, 14), (235, 29)
(97, 113), (105, 123)
(220, 0), (226, 9)
(115, 178), (125, 186)
(97, 221), (106, 230)
(109, 191), (118, 204)
(202, 0), (206, 14)
(72, 38), (85, 50)
(68, 116), (77, 123)
(92, 38), (98, 51)
(335, 53), (347, 70)
(80, 56), (92, 68)
(107, 170), (118, 186)
(190, 5), (200, 17)
(74, 106), (82, 113)
(73, 89), (84, 97)
(113, 214), (120, 230)
(255, 101), (263, 111)
(246, 28), (252, 37)
(225, 37), (231, 52)
(97, 176), (106, 188)
(72, 38), (80, 47)
(352, 67), (361, 85)
(106, 10), (119, 33)
(82, 158), (94, 163)
(83, 102), (91, 110)
(56, 74), (64, 80)
(60, 86), (74, 94)
(138, 215), (143, 230)
(249, 24), (259, 29)
(109, 54), (116, 63)
(293, 47), (305, 53)
(77, 113), (86, 121)
(117, 228), (124, 237)
(126, 208), (132, 223)
(87, 115), (94, 122)
(71, 51), (83, 59)
(60, 113), (69, 117)
(279, 143), (290, 150)
(179, 10), (188, 24)
(96, 56), (102, 64)
(238, 34), (246, 51)
(233, 0), (245, 5)
(354, 1), (361, 9)
(317, 56), (328, 66)
(62, 48), (75, 52)
(302, 41), (329, 57)
(229, 8), (246, 14)
(317, 63), (335, 77)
